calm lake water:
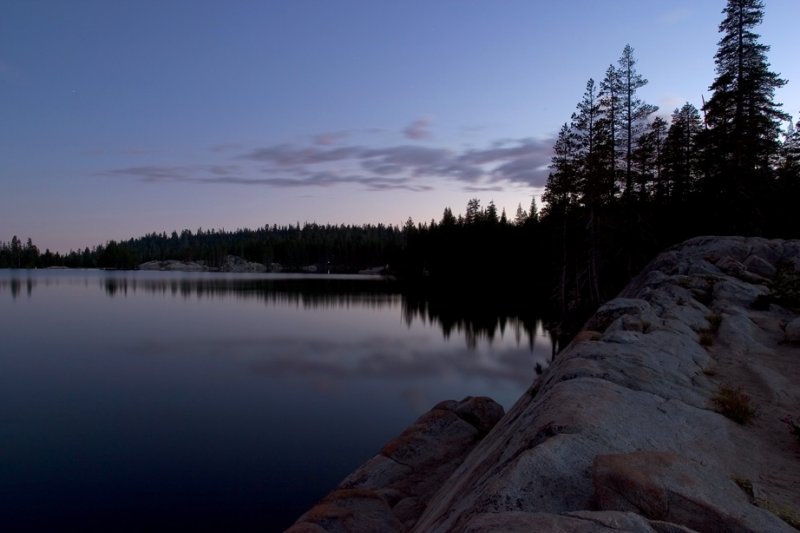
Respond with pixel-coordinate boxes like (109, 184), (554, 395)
(0, 269), (554, 531)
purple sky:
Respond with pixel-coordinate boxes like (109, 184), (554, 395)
(2, 0), (799, 253)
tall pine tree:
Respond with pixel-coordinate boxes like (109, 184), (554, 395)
(616, 45), (658, 199)
(702, 0), (788, 230)
(663, 103), (704, 204)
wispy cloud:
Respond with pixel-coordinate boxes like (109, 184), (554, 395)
(209, 143), (244, 153)
(313, 131), (350, 145)
(403, 118), (432, 140)
(104, 132), (556, 192)
(241, 144), (361, 166)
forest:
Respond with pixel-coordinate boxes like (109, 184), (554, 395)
(2, 0), (798, 327)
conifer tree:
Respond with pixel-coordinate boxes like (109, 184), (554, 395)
(598, 65), (622, 198)
(465, 198), (482, 224)
(572, 78), (608, 207)
(778, 117), (800, 175)
(616, 45), (658, 199)
(543, 123), (579, 212)
(632, 116), (667, 202)
(703, 0), (788, 202)
(662, 103), (704, 203)
(514, 203), (528, 226)
(528, 196), (539, 222)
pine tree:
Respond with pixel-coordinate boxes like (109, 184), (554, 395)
(544, 123), (580, 317)
(702, 0), (788, 216)
(485, 200), (499, 224)
(662, 103), (704, 203)
(465, 198), (482, 224)
(616, 45), (658, 199)
(778, 116), (800, 175)
(513, 203), (528, 226)
(598, 65), (622, 200)
(572, 78), (609, 207)
(543, 123), (579, 212)
(440, 207), (457, 226)
(527, 196), (539, 222)
(631, 116), (667, 202)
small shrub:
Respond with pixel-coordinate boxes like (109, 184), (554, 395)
(711, 385), (756, 425)
(758, 500), (800, 529)
(733, 477), (754, 500)
(707, 313), (723, 333)
(698, 330), (715, 347)
(754, 262), (800, 311)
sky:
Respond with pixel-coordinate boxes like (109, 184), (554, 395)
(2, 1), (799, 253)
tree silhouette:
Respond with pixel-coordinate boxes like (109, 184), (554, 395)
(702, 0), (788, 228)
(616, 45), (658, 199)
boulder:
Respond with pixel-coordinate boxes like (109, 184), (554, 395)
(743, 255), (777, 278)
(288, 397), (504, 531)
(219, 255), (266, 272)
(138, 259), (207, 271)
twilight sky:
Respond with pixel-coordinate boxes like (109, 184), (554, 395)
(2, 1), (799, 253)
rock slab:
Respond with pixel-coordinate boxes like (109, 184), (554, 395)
(289, 237), (800, 532)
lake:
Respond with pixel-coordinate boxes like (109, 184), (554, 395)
(0, 269), (554, 531)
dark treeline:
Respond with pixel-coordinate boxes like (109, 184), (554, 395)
(0, 224), (405, 272)
(3, 1), (798, 329)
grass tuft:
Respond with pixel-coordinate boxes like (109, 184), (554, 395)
(711, 385), (756, 425)
(707, 313), (723, 333)
(698, 329), (715, 347)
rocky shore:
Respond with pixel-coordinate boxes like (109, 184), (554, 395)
(288, 236), (800, 532)
(138, 255), (267, 273)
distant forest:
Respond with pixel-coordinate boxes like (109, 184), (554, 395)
(3, 0), (798, 324)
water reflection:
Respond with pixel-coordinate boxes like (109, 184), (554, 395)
(101, 275), (399, 310)
(1, 271), (554, 352)
(0, 269), (555, 530)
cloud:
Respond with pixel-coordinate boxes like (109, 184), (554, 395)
(403, 118), (432, 140)
(102, 164), (432, 191)
(105, 132), (557, 192)
(104, 165), (197, 182)
(463, 185), (504, 193)
(362, 145), (451, 167)
(461, 138), (553, 187)
(241, 144), (360, 166)
(209, 143), (244, 153)
(313, 131), (350, 145)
